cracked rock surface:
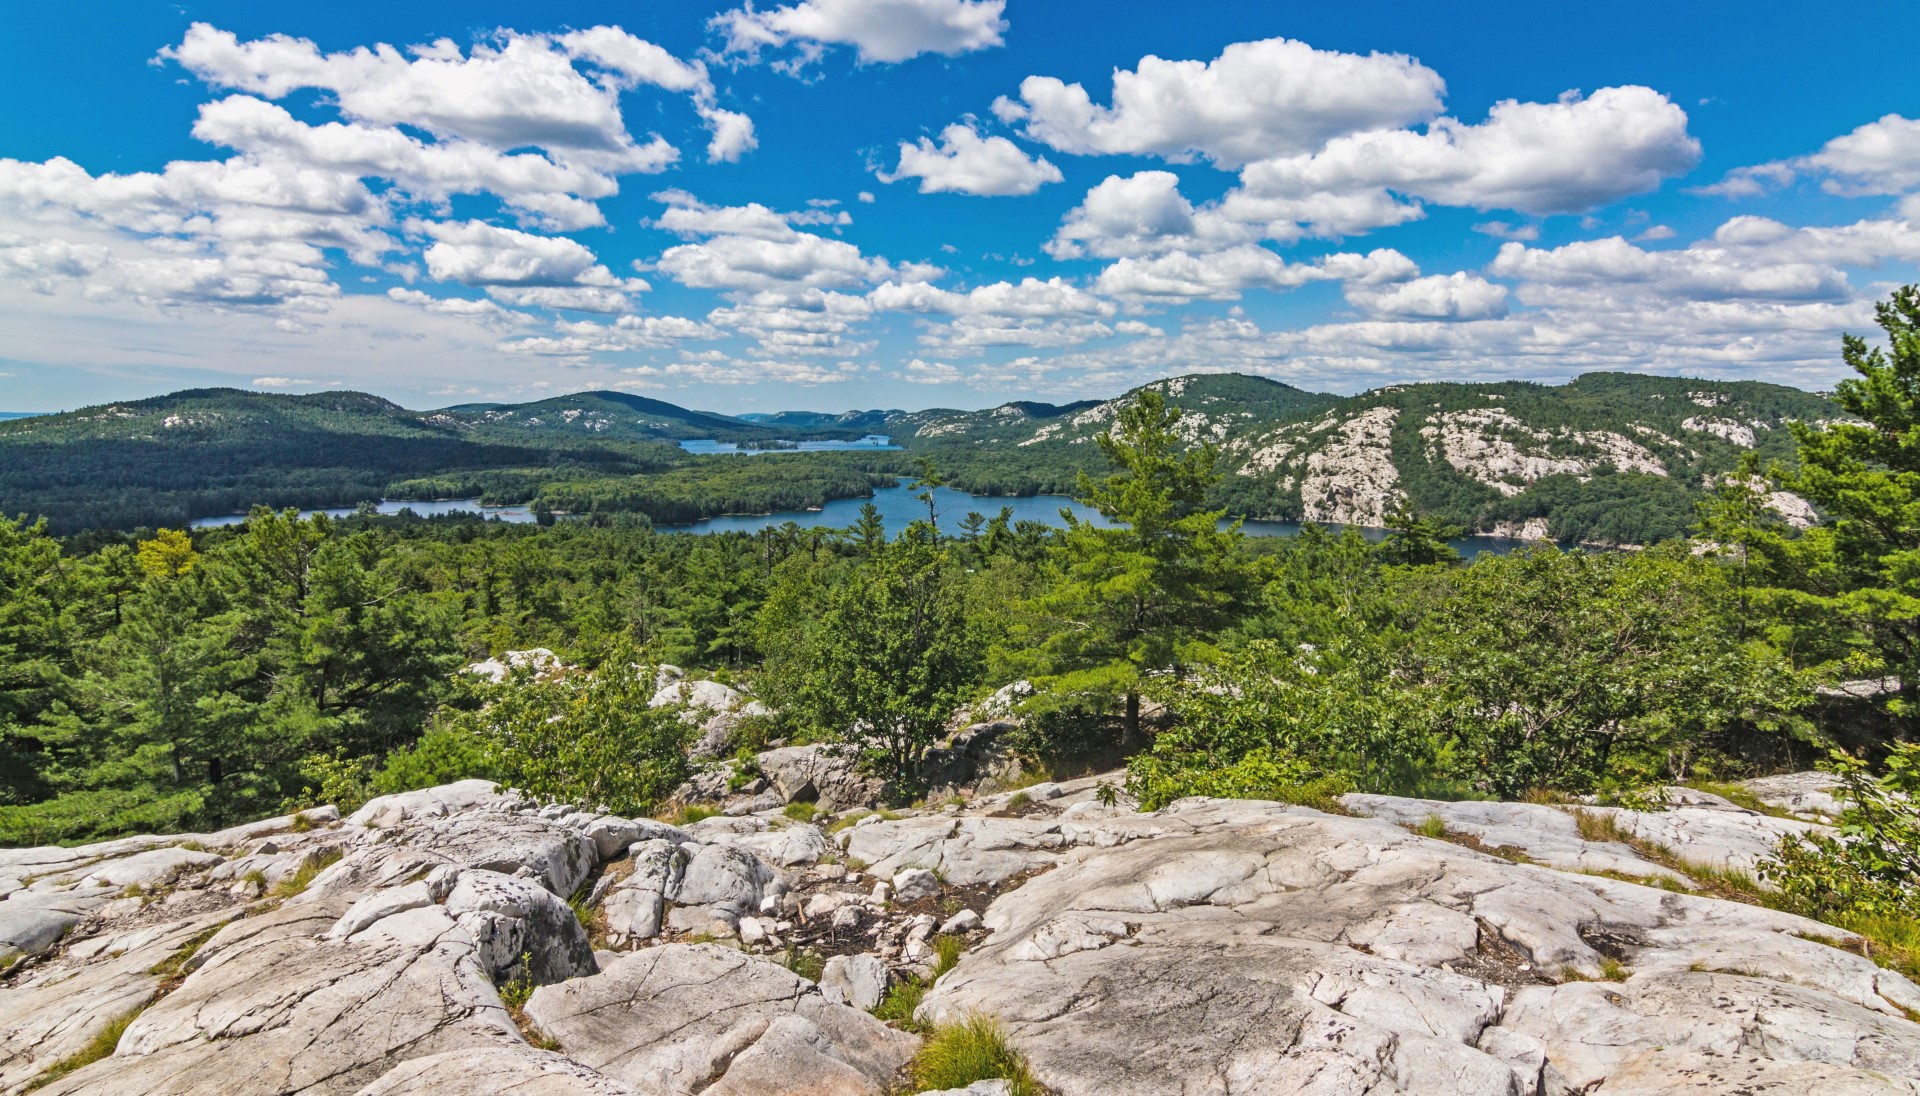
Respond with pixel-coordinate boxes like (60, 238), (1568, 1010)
(3, 773), (1917, 1095)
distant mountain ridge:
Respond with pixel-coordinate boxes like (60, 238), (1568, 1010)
(889, 372), (1834, 545)
(0, 373), (1839, 543)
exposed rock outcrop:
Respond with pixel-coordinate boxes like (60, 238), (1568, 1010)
(4, 772), (1916, 1095)
(650, 674), (771, 761)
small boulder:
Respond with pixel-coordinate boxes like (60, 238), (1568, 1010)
(819, 953), (890, 1010)
(892, 868), (940, 904)
(939, 909), (981, 935)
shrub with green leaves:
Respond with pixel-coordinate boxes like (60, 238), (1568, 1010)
(1417, 545), (1811, 798)
(451, 641), (692, 816)
(1760, 745), (1920, 920)
(1125, 635), (1430, 809)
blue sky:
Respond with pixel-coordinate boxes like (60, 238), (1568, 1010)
(3, 1), (1918, 413)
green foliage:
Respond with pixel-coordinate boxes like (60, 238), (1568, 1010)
(1418, 546), (1811, 798)
(1377, 503), (1462, 567)
(452, 643), (692, 816)
(1761, 745), (1920, 920)
(763, 539), (984, 790)
(905, 1013), (1040, 1096)
(135, 529), (196, 579)
(1732, 287), (1920, 725)
(1026, 390), (1249, 743)
(498, 953), (538, 1010)
(285, 751), (376, 814)
(368, 724), (491, 796)
(526, 455), (895, 527)
(10, 509), (462, 838)
(1130, 746), (1354, 812)
(1127, 637), (1432, 807)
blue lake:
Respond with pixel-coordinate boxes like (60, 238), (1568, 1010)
(678, 435), (899, 455)
(188, 484), (1535, 558)
(672, 485), (1535, 559)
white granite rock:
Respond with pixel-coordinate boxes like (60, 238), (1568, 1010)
(819, 953), (890, 1010)
(523, 944), (917, 1095)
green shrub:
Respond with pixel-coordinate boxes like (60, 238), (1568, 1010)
(1761, 746), (1920, 922)
(498, 954), (537, 1011)
(906, 1013), (1039, 1095)
(1129, 746), (1352, 813)
(449, 643), (694, 817)
(370, 724), (491, 797)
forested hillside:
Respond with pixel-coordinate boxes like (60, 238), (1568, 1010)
(897, 372), (1838, 544)
(0, 373), (1837, 542)
(0, 390), (685, 532)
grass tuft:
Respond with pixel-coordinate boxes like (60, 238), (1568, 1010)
(23, 1006), (143, 1091)
(1005, 791), (1032, 811)
(670, 804), (719, 827)
(933, 933), (966, 978)
(269, 847), (343, 898)
(905, 1012), (1040, 1096)
(147, 925), (222, 982)
(784, 948), (826, 982)
(1411, 814), (1451, 840)
(783, 801), (818, 823)
(568, 880), (596, 930)
(825, 810), (871, 834)
(870, 976), (929, 1031)
(1572, 808), (1633, 845)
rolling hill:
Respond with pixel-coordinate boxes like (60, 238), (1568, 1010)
(890, 372), (1836, 545)
(0, 374), (1839, 543)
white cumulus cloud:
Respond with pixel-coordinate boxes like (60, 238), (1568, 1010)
(1346, 272), (1509, 320)
(1231, 86), (1701, 231)
(878, 125), (1062, 196)
(994, 37), (1445, 167)
(1701, 114), (1920, 200)
(712, 0), (1007, 66)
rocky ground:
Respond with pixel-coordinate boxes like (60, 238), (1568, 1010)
(2, 760), (1915, 1095)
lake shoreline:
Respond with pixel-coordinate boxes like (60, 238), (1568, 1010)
(186, 486), (1558, 557)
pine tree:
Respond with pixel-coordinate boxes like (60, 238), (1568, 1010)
(1031, 391), (1249, 744)
(1752, 286), (1920, 718)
